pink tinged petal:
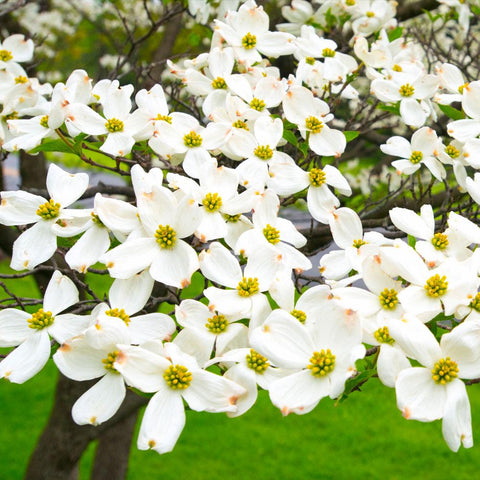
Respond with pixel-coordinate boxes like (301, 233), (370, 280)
(389, 207), (433, 239)
(463, 139), (480, 168)
(109, 271), (154, 316)
(137, 389), (185, 454)
(423, 157), (446, 181)
(323, 165), (351, 196)
(466, 174), (480, 204)
(319, 250), (351, 281)
(309, 126), (346, 157)
(236, 158), (269, 189)
(173, 328), (215, 367)
(85, 316), (131, 351)
(411, 127), (439, 156)
(129, 313), (176, 345)
(67, 104), (107, 135)
(196, 211), (227, 243)
(103, 87), (132, 120)
(244, 244), (283, 291)
(463, 81), (480, 119)
(100, 132), (135, 157)
(47, 313), (90, 344)
(183, 149), (216, 179)
(276, 243), (311, 272)
(182, 369), (245, 413)
(395, 367), (446, 421)
(3, 34), (34, 62)
(204, 287), (252, 319)
(258, 31), (296, 57)
(276, 217), (307, 248)
(199, 241), (241, 287)
(371, 79), (401, 102)
(135, 84), (168, 115)
(447, 119), (480, 142)
(380, 135), (411, 159)
(442, 380), (473, 452)
(329, 207), (362, 249)
(0, 309), (31, 346)
(102, 238), (158, 280)
(47, 163), (89, 207)
(136, 184), (176, 234)
(400, 98), (427, 127)
(209, 47), (234, 79)
(224, 363), (258, 417)
(282, 86), (316, 125)
(413, 75), (439, 100)
(0, 331), (50, 383)
(175, 299), (211, 329)
(250, 310), (314, 368)
(254, 116), (283, 147)
(149, 240), (199, 289)
(267, 153), (309, 196)
(377, 344), (411, 388)
(72, 373), (126, 426)
(307, 185), (339, 224)
(269, 369), (329, 415)
(43, 270), (79, 315)
(10, 221), (57, 271)
(174, 195), (202, 239)
(216, 323), (248, 356)
(333, 287), (379, 317)
(0, 190), (45, 226)
(398, 285), (442, 322)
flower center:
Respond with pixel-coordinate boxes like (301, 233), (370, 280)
(378, 288), (398, 310)
(366, 10), (375, 17)
(458, 82), (469, 94)
(237, 277), (259, 297)
(202, 192), (223, 212)
(345, 0), (355, 5)
(164, 364), (192, 390)
(0, 49), (13, 62)
(211, 77), (227, 89)
(242, 32), (257, 50)
(254, 145), (274, 160)
(352, 239), (366, 249)
(232, 120), (249, 130)
(246, 349), (269, 373)
(431, 357), (459, 385)
(431, 232), (449, 250)
(155, 224), (176, 249)
(105, 308), (130, 325)
(249, 97), (266, 111)
(155, 114), (172, 123)
(374, 326), (395, 345)
(305, 116), (324, 134)
(307, 349), (336, 377)
(91, 212), (104, 226)
(205, 314), (228, 334)
(322, 48), (336, 57)
(40, 115), (49, 129)
(28, 308), (54, 330)
(102, 350), (120, 374)
(290, 309), (307, 323)
(409, 150), (423, 164)
(183, 130), (203, 148)
(105, 118), (124, 133)
(445, 144), (460, 159)
(263, 224), (280, 244)
(15, 75), (28, 84)
(3, 111), (18, 121)
(470, 292), (480, 312)
(305, 56), (315, 65)
(224, 213), (241, 223)
(309, 167), (326, 187)
(424, 274), (448, 297)
(36, 199), (61, 220)
(392, 64), (403, 72)
(399, 84), (415, 97)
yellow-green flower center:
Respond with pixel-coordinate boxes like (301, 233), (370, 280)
(250, 97), (266, 112)
(352, 239), (366, 249)
(164, 364), (192, 390)
(155, 114), (172, 123)
(155, 224), (176, 249)
(3, 111), (18, 121)
(379, 288), (398, 310)
(102, 350), (120, 374)
(232, 120), (249, 130)
(211, 77), (227, 89)
(254, 144), (274, 161)
(399, 84), (415, 97)
(458, 82), (469, 94)
(28, 308), (54, 330)
(237, 277), (259, 297)
(263, 224), (280, 244)
(224, 213), (241, 223)
(470, 292), (480, 312)
(305, 116), (324, 134)
(91, 212), (104, 226)
(431, 357), (459, 385)
(322, 48), (336, 57)
(205, 314), (228, 334)
(409, 150), (423, 164)
(36, 199), (61, 220)
(445, 144), (460, 158)
(305, 56), (316, 65)
(0, 49), (13, 62)
(202, 192), (223, 212)
(40, 115), (49, 129)
(392, 64), (403, 72)
(431, 232), (449, 250)
(15, 75), (28, 84)
(105, 308), (130, 325)
(424, 274), (448, 297)
(374, 326), (395, 345)
(366, 10), (375, 17)
(105, 118), (124, 133)
(309, 167), (326, 187)
(345, 0), (355, 5)
(290, 309), (307, 323)
(307, 349), (336, 377)
(246, 349), (269, 373)
(242, 32), (257, 50)
(183, 130), (203, 148)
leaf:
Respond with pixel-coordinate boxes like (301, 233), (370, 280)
(337, 369), (375, 403)
(438, 103), (465, 120)
(344, 131), (359, 142)
(299, 141), (308, 157)
(30, 139), (73, 154)
(377, 102), (400, 116)
(387, 27), (403, 42)
(407, 234), (416, 248)
(283, 129), (298, 147)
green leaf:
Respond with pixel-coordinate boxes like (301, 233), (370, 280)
(30, 139), (73, 154)
(377, 102), (400, 116)
(344, 131), (359, 142)
(337, 369), (375, 403)
(407, 234), (416, 248)
(283, 129), (298, 147)
(299, 141), (308, 157)
(438, 103), (465, 121)
(387, 27), (403, 42)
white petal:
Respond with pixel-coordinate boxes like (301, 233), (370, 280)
(377, 344), (411, 388)
(47, 163), (89, 206)
(109, 271), (154, 315)
(0, 190), (45, 226)
(0, 309), (31, 347)
(43, 270), (79, 315)
(199, 241), (241, 288)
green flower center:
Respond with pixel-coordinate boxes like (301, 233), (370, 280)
(352, 239), (366, 249)
(409, 150), (423, 164)
(374, 326), (395, 345)
(105, 308), (130, 326)
(322, 48), (336, 57)
(470, 292), (480, 312)
(305, 56), (316, 65)
(91, 212), (104, 226)
(399, 84), (415, 97)
(28, 308), (54, 330)
(237, 277), (259, 297)
(102, 350), (120, 374)
(164, 364), (192, 390)
(366, 10), (375, 17)
(290, 309), (307, 323)
(242, 32), (257, 50)
(246, 349), (269, 373)
(0, 49), (13, 62)
(432, 357), (459, 385)
(378, 288), (398, 310)
(183, 130), (203, 148)
(155, 114), (172, 123)
(250, 98), (266, 112)
(431, 232), (449, 250)
(345, 0), (355, 5)
(458, 82), (469, 94)
(232, 120), (249, 130)
(424, 274), (448, 297)
(305, 116), (324, 134)
(205, 314), (228, 334)
(263, 224), (280, 244)
(40, 115), (49, 129)
(3, 111), (18, 121)
(211, 77), (227, 89)
(105, 118), (124, 133)
(224, 213), (241, 223)
(254, 145), (274, 161)
(202, 192), (223, 212)
(307, 349), (336, 377)
(15, 75), (28, 84)
(155, 224), (176, 249)
(392, 64), (403, 72)
(36, 199), (61, 220)
(309, 167), (326, 187)
(445, 144), (460, 159)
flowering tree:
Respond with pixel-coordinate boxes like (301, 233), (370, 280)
(1, 0), (480, 478)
